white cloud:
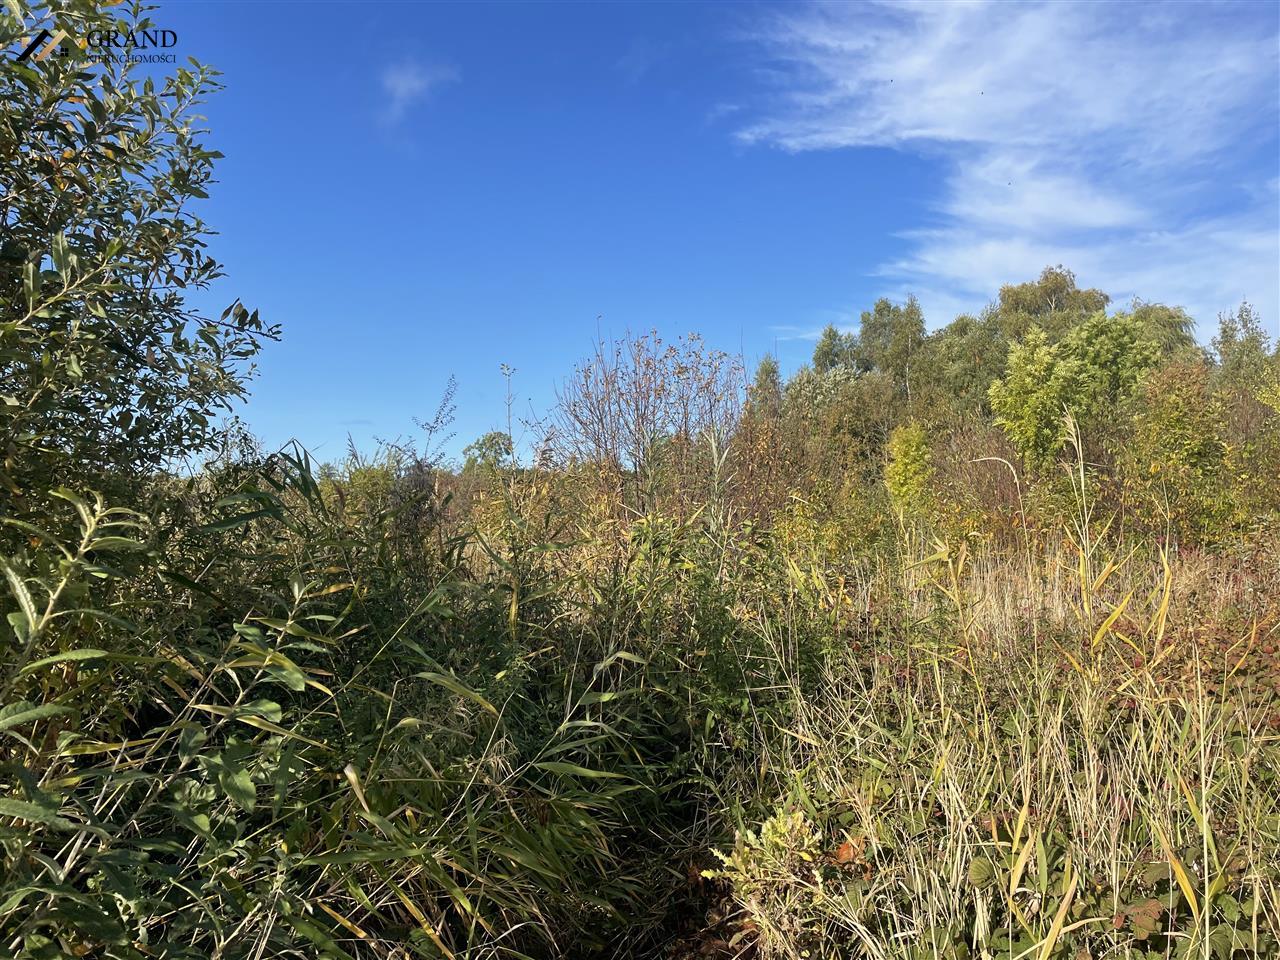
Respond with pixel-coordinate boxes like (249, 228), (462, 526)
(770, 303), (867, 341)
(770, 323), (847, 342)
(741, 0), (1280, 334)
(380, 61), (458, 123)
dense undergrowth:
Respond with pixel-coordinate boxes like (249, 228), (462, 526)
(2, 2), (1279, 958)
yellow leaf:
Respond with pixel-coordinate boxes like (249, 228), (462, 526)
(1037, 861), (1078, 960)
(1154, 824), (1200, 924)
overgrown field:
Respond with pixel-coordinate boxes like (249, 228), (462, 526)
(2, 3), (1279, 958)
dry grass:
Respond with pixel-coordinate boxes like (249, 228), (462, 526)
(696, 520), (1280, 960)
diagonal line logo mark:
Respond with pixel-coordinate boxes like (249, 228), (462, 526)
(15, 28), (67, 62)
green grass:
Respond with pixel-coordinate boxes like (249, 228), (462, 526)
(13, 447), (1279, 959)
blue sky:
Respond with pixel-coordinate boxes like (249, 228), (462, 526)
(163, 1), (1279, 462)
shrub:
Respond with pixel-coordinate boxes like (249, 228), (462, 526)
(990, 312), (1163, 467)
(884, 421), (935, 522)
(1122, 358), (1230, 541)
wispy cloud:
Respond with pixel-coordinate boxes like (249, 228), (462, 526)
(380, 60), (458, 123)
(769, 303), (866, 342)
(770, 324), (835, 342)
(614, 37), (665, 85)
(705, 102), (744, 125)
(741, 1), (1280, 332)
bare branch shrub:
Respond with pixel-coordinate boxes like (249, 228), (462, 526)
(554, 331), (744, 513)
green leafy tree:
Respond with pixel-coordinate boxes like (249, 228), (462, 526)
(812, 324), (857, 374)
(1067, 310), (1163, 416)
(1213, 301), (1273, 392)
(1210, 302), (1279, 522)
(1128, 300), (1197, 356)
(854, 296), (925, 398)
(912, 309), (1007, 416)
(0, 0), (273, 511)
(1123, 358), (1228, 540)
(908, 269), (1124, 420)
(750, 354), (783, 418)
(993, 265), (1109, 342)
(989, 311), (1162, 466)
(988, 327), (1082, 466)
(463, 430), (514, 472)
(1260, 356), (1280, 416)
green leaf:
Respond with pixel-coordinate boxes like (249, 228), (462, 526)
(218, 765), (256, 812)
(178, 724), (207, 763)
(414, 671), (498, 716)
(0, 886), (37, 915)
(237, 699), (282, 724)
(21, 260), (39, 308)
(0, 797), (76, 830)
(19, 649), (109, 677)
(86, 536), (145, 552)
(1, 560), (39, 635)
(532, 761), (629, 780)
(281, 914), (356, 960)
(265, 663), (307, 691)
(51, 233), (69, 276)
(6, 612), (29, 643)
(967, 855), (995, 888)
(1207, 923), (1242, 960)
(54, 901), (126, 944)
(0, 701), (71, 733)
(191, 702), (327, 748)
